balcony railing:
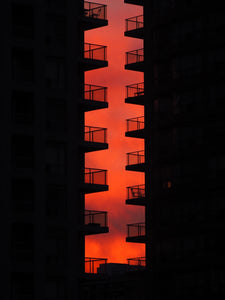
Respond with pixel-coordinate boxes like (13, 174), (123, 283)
(126, 48), (144, 65)
(85, 210), (108, 228)
(125, 15), (144, 32)
(84, 43), (107, 61)
(85, 168), (107, 185)
(85, 257), (107, 274)
(126, 116), (144, 132)
(127, 150), (145, 166)
(127, 222), (146, 238)
(126, 82), (144, 98)
(84, 126), (107, 144)
(84, 1), (107, 20)
(127, 184), (145, 200)
(127, 257), (146, 271)
(84, 84), (107, 102)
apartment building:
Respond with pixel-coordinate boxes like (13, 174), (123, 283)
(144, 0), (225, 298)
(0, 0), (108, 299)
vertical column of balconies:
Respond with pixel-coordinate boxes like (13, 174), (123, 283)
(124, 0), (146, 266)
(80, 1), (109, 274)
(124, 0), (146, 263)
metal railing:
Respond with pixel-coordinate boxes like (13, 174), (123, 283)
(127, 184), (145, 200)
(125, 15), (144, 32)
(84, 84), (107, 102)
(84, 1), (107, 20)
(85, 168), (107, 185)
(126, 48), (144, 65)
(84, 126), (107, 143)
(127, 257), (146, 271)
(84, 43), (107, 61)
(127, 150), (145, 166)
(85, 210), (108, 228)
(126, 82), (144, 98)
(126, 116), (144, 132)
(85, 257), (107, 274)
(127, 222), (146, 238)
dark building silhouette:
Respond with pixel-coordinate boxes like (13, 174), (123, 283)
(143, 0), (225, 298)
(0, 0), (109, 299)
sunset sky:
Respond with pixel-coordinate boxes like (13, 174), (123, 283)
(85, 0), (145, 263)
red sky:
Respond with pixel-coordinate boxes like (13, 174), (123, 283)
(85, 0), (144, 263)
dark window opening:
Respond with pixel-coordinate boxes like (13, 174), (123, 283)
(45, 58), (65, 89)
(12, 135), (34, 168)
(45, 142), (66, 175)
(12, 178), (34, 213)
(46, 185), (67, 218)
(46, 98), (67, 131)
(45, 15), (66, 47)
(12, 48), (34, 82)
(12, 91), (33, 125)
(12, 3), (34, 38)
(11, 272), (34, 300)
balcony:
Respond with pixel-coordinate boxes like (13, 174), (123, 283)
(125, 15), (144, 39)
(126, 222), (146, 243)
(82, 168), (108, 194)
(82, 210), (109, 235)
(126, 184), (145, 206)
(124, 0), (144, 5)
(81, 126), (108, 152)
(125, 116), (145, 138)
(85, 257), (108, 274)
(126, 150), (145, 172)
(82, 2), (108, 31)
(127, 257), (146, 271)
(125, 48), (144, 72)
(125, 82), (144, 105)
(83, 43), (108, 71)
(82, 84), (108, 111)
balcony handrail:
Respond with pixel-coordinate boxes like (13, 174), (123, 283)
(126, 82), (144, 98)
(127, 256), (146, 265)
(126, 116), (144, 132)
(127, 150), (145, 166)
(127, 184), (145, 199)
(125, 15), (144, 31)
(84, 84), (107, 102)
(84, 168), (107, 185)
(126, 48), (144, 64)
(84, 43), (107, 60)
(84, 210), (108, 227)
(84, 126), (107, 143)
(85, 257), (108, 274)
(127, 222), (146, 238)
(84, 1), (107, 20)
(127, 257), (146, 270)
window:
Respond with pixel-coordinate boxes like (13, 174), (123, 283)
(45, 142), (66, 175)
(12, 135), (34, 168)
(12, 178), (34, 213)
(173, 55), (202, 79)
(172, 89), (202, 114)
(46, 185), (67, 218)
(46, 15), (66, 47)
(45, 278), (66, 299)
(12, 3), (34, 38)
(46, 98), (66, 131)
(12, 48), (34, 82)
(12, 91), (33, 124)
(45, 58), (65, 89)
(209, 84), (225, 109)
(11, 273), (34, 300)
(11, 223), (34, 262)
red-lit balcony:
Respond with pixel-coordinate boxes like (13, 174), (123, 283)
(81, 126), (108, 152)
(81, 2), (108, 31)
(126, 150), (145, 172)
(82, 84), (108, 111)
(125, 116), (145, 138)
(82, 168), (108, 194)
(124, 0), (144, 6)
(85, 257), (108, 274)
(126, 184), (145, 206)
(83, 43), (108, 71)
(127, 257), (146, 271)
(82, 210), (109, 235)
(125, 82), (144, 105)
(126, 222), (146, 243)
(125, 48), (144, 72)
(125, 15), (144, 39)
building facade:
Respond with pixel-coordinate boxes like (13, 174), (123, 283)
(0, 0), (109, 299)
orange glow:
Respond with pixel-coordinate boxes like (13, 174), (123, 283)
(85, 0), (144, 263)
